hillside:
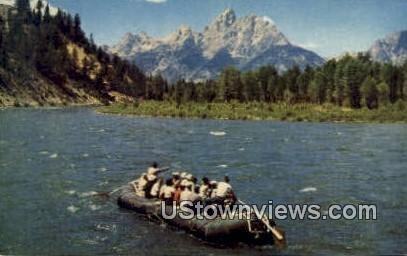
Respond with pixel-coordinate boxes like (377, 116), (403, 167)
(108, 8), (325, 82)
(0, 1), (145, 107)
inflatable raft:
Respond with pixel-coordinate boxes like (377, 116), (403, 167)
(117, 184), (283, 246)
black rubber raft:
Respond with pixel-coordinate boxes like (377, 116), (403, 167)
(117, 184), (278, 246)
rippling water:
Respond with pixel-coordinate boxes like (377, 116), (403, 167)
(0, 107), (406, 255)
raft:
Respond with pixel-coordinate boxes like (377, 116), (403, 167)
(117, 184), (278, 245)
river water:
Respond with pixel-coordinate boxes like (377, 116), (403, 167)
(0, 107), (406, 255)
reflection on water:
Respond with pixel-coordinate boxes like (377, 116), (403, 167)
(0, 107), (406, 255)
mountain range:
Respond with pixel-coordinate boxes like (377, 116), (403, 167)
(108, 9), (325, 82)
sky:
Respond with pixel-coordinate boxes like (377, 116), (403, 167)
(44, 0), (407, 58)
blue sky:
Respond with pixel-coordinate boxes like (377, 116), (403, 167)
(48, 0), (407, 58)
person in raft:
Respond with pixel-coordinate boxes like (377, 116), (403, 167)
(132, 162), (163, 198)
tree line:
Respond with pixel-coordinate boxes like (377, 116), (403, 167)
(146, 54), (406, 109)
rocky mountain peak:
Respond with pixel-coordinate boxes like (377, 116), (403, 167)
(368, 30), (407, 65)
(215, 8), (236, 27)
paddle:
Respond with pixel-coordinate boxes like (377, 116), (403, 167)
(238, 199), (285, 242)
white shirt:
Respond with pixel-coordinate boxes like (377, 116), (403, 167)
(160, 185), (175, 199)
(216, 182), (232, 197)
(147, 167), (159, 175)
(138, 176), (148, 189)
(199, 184), (209, 198)
(150, 181), (161, 197)
(180, 190), (199, 202)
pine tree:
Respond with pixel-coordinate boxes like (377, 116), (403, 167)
(333, 62), (345, 106)
(297, 67), (313, 102)
(73, 14), (84, 43)
(344, 61), (362, 108)
(0, 17), (7, 67)
(361, 76), (379, 109)
(43, 4), (51, 24)
(217, 66), (241, 102)
(242, 71), (258, 101)
(309, 71), (327, 104)
(285, 66), (301, 102)
(15, 0), (31, 24)
(382, 64), (402, 104)
(33, 0), (43, 26)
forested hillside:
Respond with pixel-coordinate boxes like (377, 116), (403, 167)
(0, 0), (145, 106)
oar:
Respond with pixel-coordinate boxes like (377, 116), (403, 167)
(238, 199), (285, 242)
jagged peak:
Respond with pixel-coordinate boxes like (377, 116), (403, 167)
(261, 16), (275, 25)
(215, 8), (236, 26)
(177, 25), (193, 35)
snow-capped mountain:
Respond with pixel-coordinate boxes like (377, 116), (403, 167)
(368, 30), (407, 65)
(109, 8), (325, 82)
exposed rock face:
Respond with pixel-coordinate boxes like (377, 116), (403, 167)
(109, 8), (325, 82)
(368, 30), (407, 65)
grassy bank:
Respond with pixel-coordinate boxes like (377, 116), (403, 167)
(98, 100), (407, 123)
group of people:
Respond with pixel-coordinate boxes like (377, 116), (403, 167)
(131, 163), (236, 206)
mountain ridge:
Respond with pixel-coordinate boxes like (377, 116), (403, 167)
(108, 8), (325, 82)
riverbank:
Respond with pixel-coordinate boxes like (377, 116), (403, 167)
(97, 101), (407, 123)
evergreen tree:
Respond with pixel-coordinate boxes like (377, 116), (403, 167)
(361, 76), (379, 109)
(285, 66), (301, 102)
(0, 17), (7, 67)
(217, 66), (241, 102)
(43, 4), (51, 24)
(297, 66), (313, 101)
(333, 62), (345, 106)
(33, 0), (43, 26)
(377, 82), (389, 106)
(382, 64), (403, 103)
(15, 0), (31, 24)
(309, 71), (327, 104)
(344, 61), (362, 108)
(73, 14), (84, 43)
(242, 71), (259, 101)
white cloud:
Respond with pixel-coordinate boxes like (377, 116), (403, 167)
(145, 0), (167, 3)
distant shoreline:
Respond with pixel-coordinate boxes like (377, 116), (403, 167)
(97, 101), (407, 123)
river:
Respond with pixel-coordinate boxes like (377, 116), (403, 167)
(0, 107), (406, 255)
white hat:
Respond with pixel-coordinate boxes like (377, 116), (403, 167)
(172, 171), (180, 176)
(180, 179), (189, 186)
(210, 180), (218, 185)
(186, 174), (193, 180)
(180, 172), (188, 178)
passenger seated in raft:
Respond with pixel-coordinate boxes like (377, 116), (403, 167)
(199, 177), (211, 199)
(171, 172), (181, 186)
(159, 179), (175, 205)
(209, 181), (218, 198)
(132, 173), (148, 197)
(216, 176), (232, 197)
(216, 176), (236, 205)
(150, 178), (163, 198)
(173, 184), (183, 205)
(202, 176), (237, 207)
(180, 184), (200, 202)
